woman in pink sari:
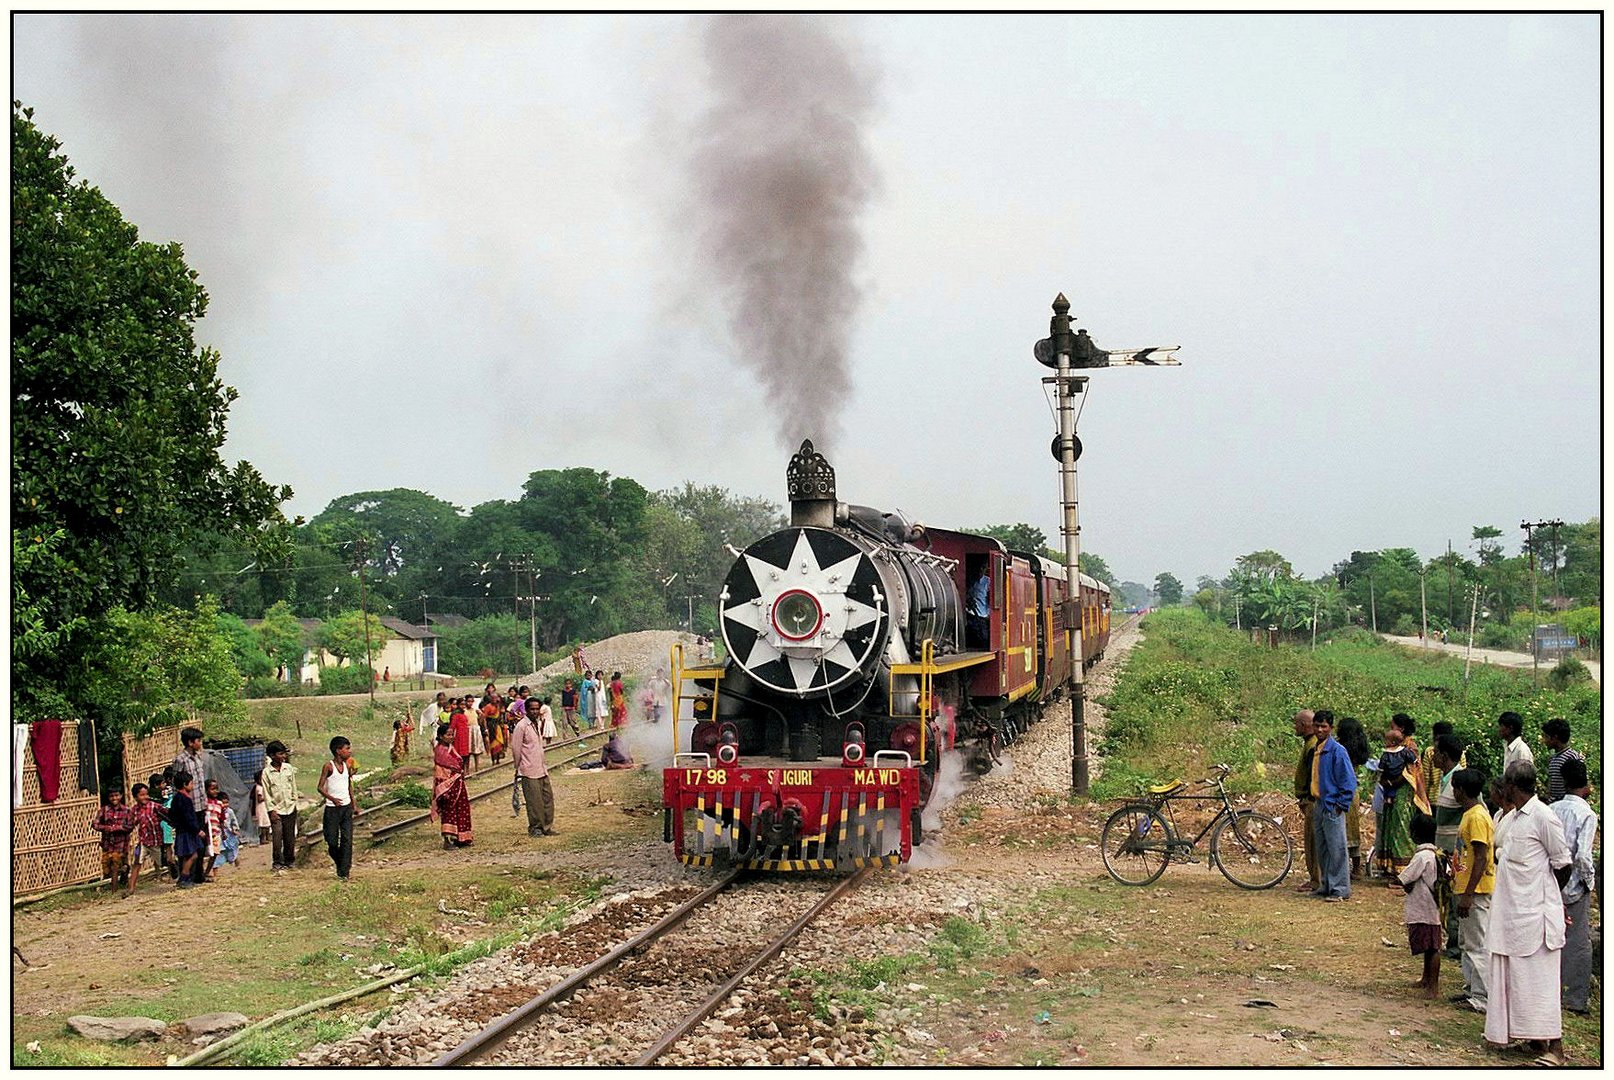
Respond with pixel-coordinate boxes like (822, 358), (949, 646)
(431, 724), (474, 848)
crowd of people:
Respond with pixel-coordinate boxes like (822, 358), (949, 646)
(87, 690), (649, 894)
(1292, 708), (1598, 1066)
(88, 728), (361, 893)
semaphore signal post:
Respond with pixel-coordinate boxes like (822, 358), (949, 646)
(1036, 294), (1179, 796)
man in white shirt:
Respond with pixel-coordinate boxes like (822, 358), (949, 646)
(422, 691), (445, 736)
(1484, 761), (1572, 1066)
(1550, 758), (1597, 1016)
(1499, 711), (1534, 773)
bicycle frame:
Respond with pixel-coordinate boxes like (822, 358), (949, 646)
(1137, 778), (1240, 851)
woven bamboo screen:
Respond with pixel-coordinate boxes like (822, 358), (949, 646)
(13, 720), (102, 896)
(121, 724), (184, 792)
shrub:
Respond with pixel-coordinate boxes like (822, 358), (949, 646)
(317, 664), (375, 696)
(1547, 657), (1593, 692)
(243, 676), (301, 699)
(393, 780), (432, 808)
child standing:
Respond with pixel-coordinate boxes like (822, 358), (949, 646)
(317, 736), (360, 881)
(204, 779), (225, 881)
(167, 772), (208, 890)
(150, 773), (176, 879)
(250, 770), (271, 843)
(127, 783), (163, 898)
(1398, 813), (1443, 999)
(89, 789), (136, 893)
(214, 792), (241, 871)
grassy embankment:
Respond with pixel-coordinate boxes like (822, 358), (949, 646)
(1091, 608), (1601, 803)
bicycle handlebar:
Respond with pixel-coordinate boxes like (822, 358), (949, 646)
(1200, 763), (1232, 784)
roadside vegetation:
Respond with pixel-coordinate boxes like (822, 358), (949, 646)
(1092, 608), (1601, 803)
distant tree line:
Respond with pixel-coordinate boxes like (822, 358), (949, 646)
(1188, 521), (1601, 650)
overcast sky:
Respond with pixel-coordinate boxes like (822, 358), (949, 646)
(12, 13), (1602, 588)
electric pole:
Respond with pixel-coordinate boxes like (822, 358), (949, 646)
(1368, 574), (1377, 635)
(355, 537), (376, 706)
(1420, 569), (1428, 648)
(1035, 293), (1178, 796)
(1520, 520), (1562, 685)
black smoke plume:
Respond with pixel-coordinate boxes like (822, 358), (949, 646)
(688, 16), (880, 451)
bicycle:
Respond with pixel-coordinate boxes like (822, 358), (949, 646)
(1100, 763), (1294, 890)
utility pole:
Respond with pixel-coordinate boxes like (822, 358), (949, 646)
(1419, 569), (1428, 648)
(355, 537), (376, 706)
(1035, 293), (1179, 796)
(1520, 520), (1561, 685)
(1446, 539), (1455, 624)
(1234, 595), (1241, 630)
(1368, 574), (1377, 635)
(1463, 585), (1479, 685)
(1310, 597), (1319, 651)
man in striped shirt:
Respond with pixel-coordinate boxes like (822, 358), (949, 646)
(1540, 718), (1585, 805)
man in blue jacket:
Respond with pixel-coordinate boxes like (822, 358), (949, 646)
(1311, 710), (1358, 901)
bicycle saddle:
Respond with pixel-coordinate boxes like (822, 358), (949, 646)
(1148, 779), (1184, 795)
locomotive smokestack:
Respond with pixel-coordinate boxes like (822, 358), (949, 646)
(786, 439), (837, 527)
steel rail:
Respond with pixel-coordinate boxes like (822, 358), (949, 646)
(634, 866), (872, 1066)
(432, 870), (744, 1066)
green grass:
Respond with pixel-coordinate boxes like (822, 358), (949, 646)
(1093, 609), (1601, 803)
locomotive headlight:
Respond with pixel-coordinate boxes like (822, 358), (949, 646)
(771, 589), (824, 642)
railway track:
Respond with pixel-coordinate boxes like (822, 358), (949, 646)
(433, 868), (871, 1067)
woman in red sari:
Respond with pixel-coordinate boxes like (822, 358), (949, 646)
(431, 724), (474, 848)
(609, 672), (628, 729)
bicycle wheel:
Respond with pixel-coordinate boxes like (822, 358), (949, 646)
(1210, 811), (1293, 890)
(1100, 804), (1172, 886)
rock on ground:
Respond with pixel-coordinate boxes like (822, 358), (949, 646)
(175, 1012), (251, 1037)
(67, 1015), (168, 1042)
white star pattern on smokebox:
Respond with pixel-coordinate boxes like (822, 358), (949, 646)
(723, 530), (882, 694)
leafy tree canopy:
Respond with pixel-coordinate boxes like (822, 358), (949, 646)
(318, 610), (390, 666)
(11, 103), (289, 715)
(1154, 572), (1184, 606)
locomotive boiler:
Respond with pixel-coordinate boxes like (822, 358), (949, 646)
(662, 439), (1110, 871)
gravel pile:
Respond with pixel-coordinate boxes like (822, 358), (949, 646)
(523, 630), (701, 686)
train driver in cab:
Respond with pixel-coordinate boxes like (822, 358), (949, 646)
(967, 564), (991, 649)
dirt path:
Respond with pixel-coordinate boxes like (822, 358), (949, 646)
(1382, 633), (1600, 685)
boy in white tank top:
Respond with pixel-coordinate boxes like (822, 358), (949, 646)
(317, 736), (361, 880)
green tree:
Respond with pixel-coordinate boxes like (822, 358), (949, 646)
(1078, 552), (1117, 589)
(216, 611), (272, 678)
(11, 103), (290, 714)
(1154, 572), (1184, 606)
(435, 614), (531, 677)
(255, 600), (308, 680)
(1471, 525), (1504, 567)
(77, 595), (246, 737)
(318, 610), (390, 666)
(1235, 550), (1294, 583)
(975, 522), (1049, 553)
(306, 489), (463, 610)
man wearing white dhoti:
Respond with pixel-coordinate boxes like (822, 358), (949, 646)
(1483, 761), (1572, 1066)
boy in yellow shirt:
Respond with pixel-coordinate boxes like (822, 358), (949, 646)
(1450, 768), (1495, 1013)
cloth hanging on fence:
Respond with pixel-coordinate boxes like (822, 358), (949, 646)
(30, 719), (64, 803)
(12, 725), (28, 808)
(78, 719), (99, 796)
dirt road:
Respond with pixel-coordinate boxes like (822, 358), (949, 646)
(1382, 634), (1600, 685)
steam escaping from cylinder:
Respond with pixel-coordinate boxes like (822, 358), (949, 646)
(686, 16), (880, 451)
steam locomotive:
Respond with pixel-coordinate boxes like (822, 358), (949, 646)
(662, 439), (1110, 871)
